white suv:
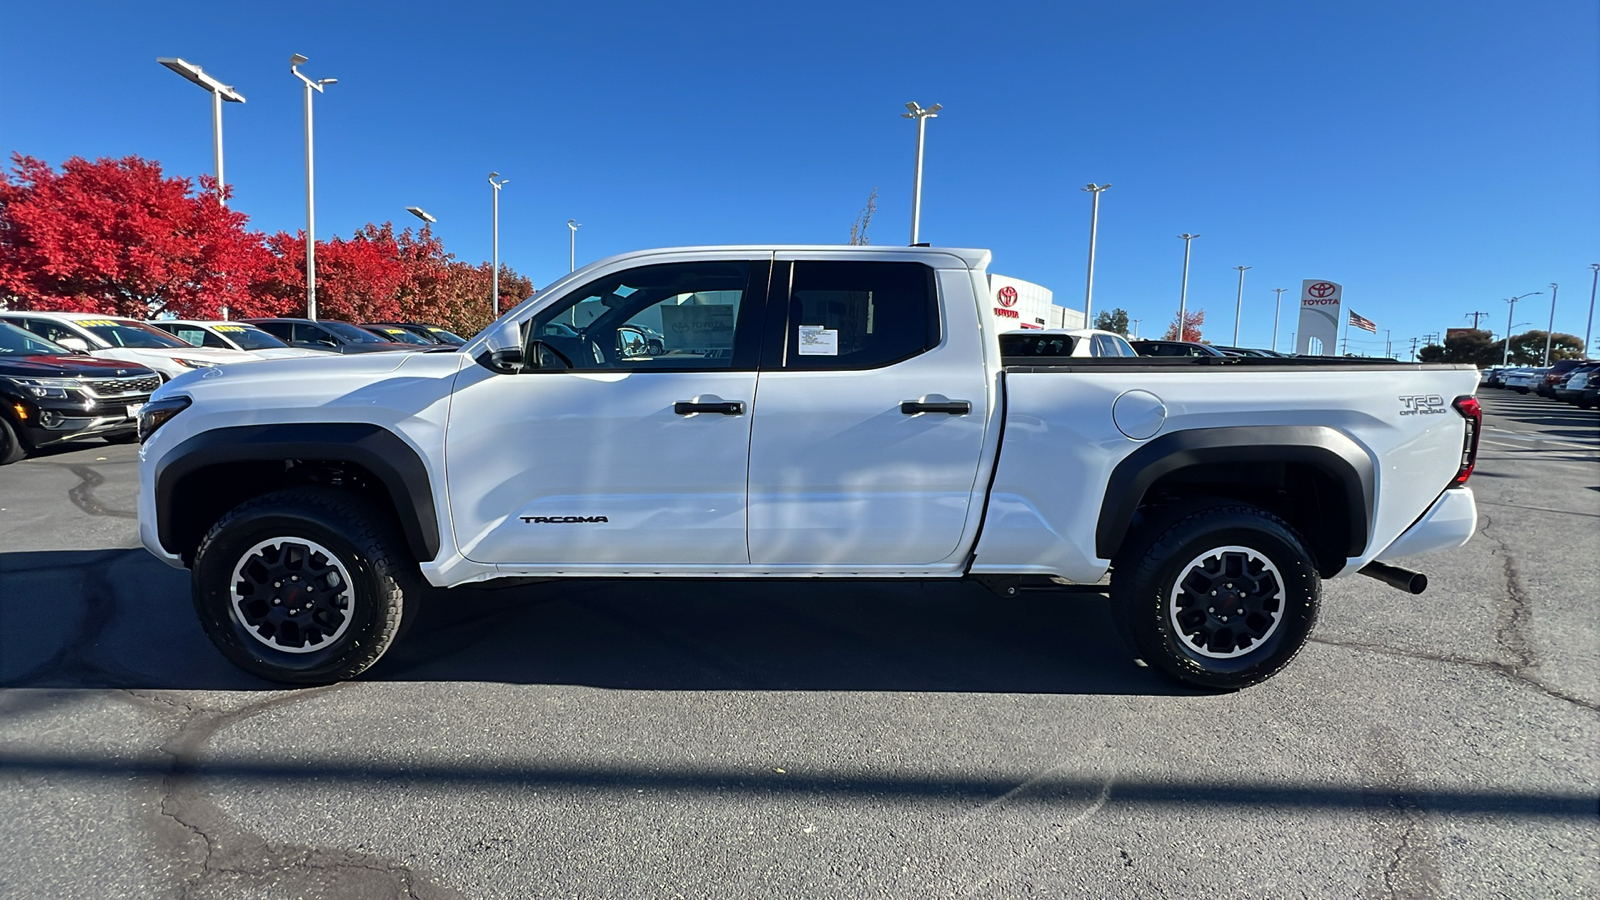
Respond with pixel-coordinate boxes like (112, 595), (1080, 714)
(0, 312), (261, 380)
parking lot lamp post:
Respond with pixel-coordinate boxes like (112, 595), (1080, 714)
(157, 58), (245, 206)
(1177, 234), (1200, 340)
(1231, 265), (1251, 345)
(1502, 292), (1541, 365)
(1130, 318), (1141, 340)
(1081, 183), (1110, 325)
(567, 219), (581, 272)
(1587, 264), (1600, 359)
(1384, 329), (1391, 359)
(406, 206), (436, 228)
(1542, 283), (1559, 366)
(488, 173), (510, 316)
(902, 102), (941, 246)
(291, 55), (336, 320)
(1271, 288), (1286, 352)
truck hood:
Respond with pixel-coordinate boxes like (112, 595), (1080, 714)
(91, 346), (261, 366)
(0, 354), (160, 378)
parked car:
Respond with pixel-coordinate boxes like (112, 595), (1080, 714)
(1501, 368), (1546, 393)
(1209, 345), (1285, 358)
(1536, 359), (1587, 398)
(1481, 366), (1515, 388)
(1129, 339), (1229, 358)
(0, 312), (261, 380)
(138, 244), (1480, 691)
(359, 324), (438, 347)
(363, 322), (469, 346)
(243, 318), (416, 354)
(1000, 328), (1138, 358)
(150, 320), (335, 359)
(1553, 363), (1600, 405)
(0, 321), (160, 464)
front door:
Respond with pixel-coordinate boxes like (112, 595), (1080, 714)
(746, 256), (992, 567)
(445, 258), (770, 567)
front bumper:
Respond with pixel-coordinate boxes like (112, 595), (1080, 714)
(13, 394), (149, 447)
(1377, 487), (1477, 561)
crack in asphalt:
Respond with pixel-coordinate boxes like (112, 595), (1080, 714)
(1360, 726), (1440, 900)
(1308, 636), (1598, 712)
(66, 464), (137, 519)
(141, 685), (466, 900)
(3, 549), (146, 687)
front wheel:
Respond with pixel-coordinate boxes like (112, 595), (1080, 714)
(0, 415), (26, 465)
(1112, 503), (1319, 691)
(191, 486), (419, 684)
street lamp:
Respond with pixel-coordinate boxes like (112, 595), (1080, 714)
(406, 206), (436, 225)
(1081, 183), (1110, 326)
(1271, 288), (1286, 352)
(1587, 264), (1599, 359)
(567, 219), (581, 273)
(157, 58), (245, 205)
(291, 54), (336, 320)
(1130, 318), (1141, 340)
(1176, 234), (1200, 340)
(1502, 291), (1542, 364)
(902, 101), (941, 246)
(1231, 265), (1251, 345)
(488, 172), (510, 317)
(1543, 283), (1559, 365)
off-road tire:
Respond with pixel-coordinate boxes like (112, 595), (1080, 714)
(1112, 503), (1319, 691)
(0, 415), (27, 466)
(192, 486), (419, 684)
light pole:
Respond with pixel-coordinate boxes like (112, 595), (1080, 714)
(157, 58), (245, 205)
(1384, 329), (1392, 359)
(406, 206), (436, 227)
(1081, 183), (1110, 326)
(488, 172), (510, 316)
(1543, 283), (1559, 365)
(1177, 234), (1200, 340)
(567, 219), (581, 273)
(291, 54), (336, 320)
(1587, 264), (1599, 359)
(1231, 265), (1251, 345)
(1271, 287), (1286, 352)
(1502, 292), (1542, 364)
(902, 101), (941, 246)
(1130, 318), (1141, 340)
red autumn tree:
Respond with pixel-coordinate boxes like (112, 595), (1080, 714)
(1162, 308), (1206, 342)
(251, 224), (407, 323)
(0, 153), (268, 318)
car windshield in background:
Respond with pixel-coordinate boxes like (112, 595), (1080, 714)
(80, 319), (191, 349)
(211, 324), (289, 350)
(426, 327), (466, 344)
(368, 326), (432, 345)
(322, 321), (390, 344)
(0, 321), (67, 356)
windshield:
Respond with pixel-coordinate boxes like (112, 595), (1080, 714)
(426, 327), (466, 344)
(210, 323), (290, 350)
(365, 325), (433, 345)
(0, 321), (68, 356)
(79, 318), (191, 349)
(322, 321), (390, 344)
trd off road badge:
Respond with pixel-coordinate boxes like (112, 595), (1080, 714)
(1398, 395), (1449, 416)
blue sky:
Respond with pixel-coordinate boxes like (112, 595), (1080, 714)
(3, 0), (1596, 354)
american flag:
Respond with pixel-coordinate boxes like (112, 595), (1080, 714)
(1348, 311), (1377, 333)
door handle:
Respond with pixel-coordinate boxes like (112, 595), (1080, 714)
(674, 401), (745, 416)
(901, 400), (971, 415)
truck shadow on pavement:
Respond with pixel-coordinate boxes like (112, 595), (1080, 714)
(1, 549), (1181, 696)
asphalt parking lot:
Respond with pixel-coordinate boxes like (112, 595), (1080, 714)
(1, 389), (1595, 899)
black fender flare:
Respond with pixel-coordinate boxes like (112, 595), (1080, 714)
(155, 423), (440, 562)
(1095, 425), (1375, 560)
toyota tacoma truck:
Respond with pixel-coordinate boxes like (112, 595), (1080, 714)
(136, 246), (1482, 690)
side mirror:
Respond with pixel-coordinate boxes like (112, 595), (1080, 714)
(58, 337), (91, 352)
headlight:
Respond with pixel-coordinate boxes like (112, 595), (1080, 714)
(9, 377), (79, 399)
(173, 358), (218, 369)
(137, 396), (192, 443)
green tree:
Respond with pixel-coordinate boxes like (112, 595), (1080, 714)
(1501, 330), (1583, 365)
(1092, 307), (1129, 336)
(1439, 329), (1498, 366)
(1418, 344), (1447, 362)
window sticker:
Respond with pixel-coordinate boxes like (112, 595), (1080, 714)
(660, 304), (735, 351)
(76, 319), (118, 328)
(797, 325), (839, 356)
(214, 325), (247, 332)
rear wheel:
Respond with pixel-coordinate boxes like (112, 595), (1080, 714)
(191, 487), (420, 684)
(1112, 503), (1319, 691)
(0, 416), (27, 465)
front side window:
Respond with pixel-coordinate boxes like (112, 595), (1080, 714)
(0, 321), (67, 356)
(78, 319), (191, 349)
(526, 261), (756, 371)
(782, 261), (938, 370)
(320, 321), (389, 344)
(17, 318), (95, 348)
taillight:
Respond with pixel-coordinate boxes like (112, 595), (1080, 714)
(1451, 395), (1481, 485)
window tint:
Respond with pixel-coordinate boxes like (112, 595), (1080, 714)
(253, 321), (293, 340)
(1000, 333), (1076, 357)
(290, 323), (338, 346)
(212, 324), (289, 350)
(527, 261), (756, 371)
(16, 318), (88, 347)
(782, 261), (938, 370)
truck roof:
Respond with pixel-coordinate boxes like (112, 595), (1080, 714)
(575, 244), (994, 273)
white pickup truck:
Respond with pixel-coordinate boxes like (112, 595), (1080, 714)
(136, 246), (1482, 690)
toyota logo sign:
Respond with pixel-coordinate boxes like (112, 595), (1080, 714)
(996, 286), (1019, 308)
(1308, 282), (1336, 299)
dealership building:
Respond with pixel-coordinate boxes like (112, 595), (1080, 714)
(987, 274), (1085, 332)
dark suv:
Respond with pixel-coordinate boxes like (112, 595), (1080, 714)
(0, 321), (161, 464)
(364, 322), (468, 346)
(1130, 339), (1229, 358)
(243, 318), (415, 354)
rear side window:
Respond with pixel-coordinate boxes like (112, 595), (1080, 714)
(253, 321), (293, 340)
(780, 261), (939, 370)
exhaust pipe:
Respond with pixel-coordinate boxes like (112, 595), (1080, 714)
(1359, 561), (1428, 595)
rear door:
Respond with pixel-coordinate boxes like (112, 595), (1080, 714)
(445, 257), (770, 567)
(746, 256), (991, 567)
